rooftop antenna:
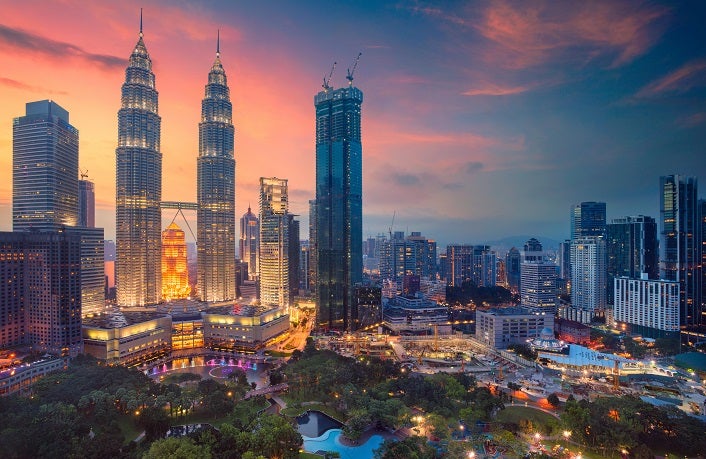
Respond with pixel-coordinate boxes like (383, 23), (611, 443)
(139, 8), (143, 37)
(216, 29), (220, 58)
(322, 61), (337, 91)
(346, 52), (362, 86)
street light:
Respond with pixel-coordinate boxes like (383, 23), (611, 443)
(468, 452), (475, 458)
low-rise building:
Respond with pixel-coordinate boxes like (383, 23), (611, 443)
(383, 294), (450, 334)
(555, 318), (591, 345)
(202, 303), (289, 353)
(0, 358), (66, 396)
(475, 307), (553, 349)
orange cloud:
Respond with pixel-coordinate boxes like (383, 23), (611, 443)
(634, 59), (706, 98)
(474, 1), (667, 69)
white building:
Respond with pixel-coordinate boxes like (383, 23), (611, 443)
(613, 275), (679, 338)
(569, 237), (606, 323)
(476, 307), (553, 349)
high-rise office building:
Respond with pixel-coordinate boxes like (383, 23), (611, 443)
(505, 247), (521, 292)
(315, 84), (363, 331)
(558, 240), (571, 281)
(259, 178), (289, 308)
(660, 175), (700, 327)
(379, 232), (436, 282)
(571, 201), (606, 240)
(606, 215), (658, 305)
(13, 100), (78, 232)
(308, 200), (317, 293)
(116, 18), (162, 307)
(446, 245), (496, 287)
(68, 226), (105, 317)
(288, 215), (300, 300)
(519, 238), (557, 314)
(197, 35), (236, 302)
(78, 178), (96, 228)
(299, 240), (311, 293)
(0, 231), (83, 357)
(239, 206), (259, 279)
(570, 237), (606, 323)
(162, 222), (191, 300)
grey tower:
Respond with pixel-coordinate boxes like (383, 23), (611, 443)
(115, 15), (162, 307)
(315, 81), (363, 331)
(13, 100), (78, 232)
(197, 33), (236, 302)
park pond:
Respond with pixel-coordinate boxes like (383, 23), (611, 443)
(297, 410), (387, 459)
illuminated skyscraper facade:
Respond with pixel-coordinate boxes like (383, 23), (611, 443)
(162, 222), (190, 300)
(660, 175), (700, 326)
(239, 206), (259, 280)
(315, 86), (363, 331)
(116, 21), (162, 307)
(13, 100), (78, 232)
(259, 178), (289, 308)
(197, 37), (236, 302)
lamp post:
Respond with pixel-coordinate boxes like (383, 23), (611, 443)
(563, 430), (572, 452)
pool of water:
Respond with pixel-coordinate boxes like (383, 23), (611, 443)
(302, 428), (385, 459)
(296, 410), (343, 437)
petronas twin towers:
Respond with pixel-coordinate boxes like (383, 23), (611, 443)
(116, 17), (235, 306)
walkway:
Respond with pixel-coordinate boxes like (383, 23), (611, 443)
(244, 382), (288, 399)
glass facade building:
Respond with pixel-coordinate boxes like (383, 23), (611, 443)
(115, 25), (162, 307)
(197, 41), (236, 302)
(659, 175), (700, 327)
(13, 100), (78, 232)
(315, 86), (363, 331)
(571, 201), (606, 240)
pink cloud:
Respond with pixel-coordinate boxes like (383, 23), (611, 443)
(473, 1), (667, 69)
(462, 83), (532, 96)
(634, 59), (706, 98)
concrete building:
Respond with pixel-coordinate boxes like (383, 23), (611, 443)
(259, 177), (289, 308)
(476, 307), (553, 349)
(613, 276), (680, 338)
(569, 237), (606, 323)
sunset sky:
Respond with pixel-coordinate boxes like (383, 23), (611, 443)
(1, 0), (705, 248)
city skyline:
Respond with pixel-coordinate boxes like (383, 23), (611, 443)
(1, 1), (706, 247)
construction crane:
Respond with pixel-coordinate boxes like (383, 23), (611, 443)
(80, 169), (88, 180)
(346, 52), (362, 86)
(388, 210), (396, 241)
(322, 61), (337, 91)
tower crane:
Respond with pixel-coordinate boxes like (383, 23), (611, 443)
(346, 52), (362, 86)
(388, 210), (396, 240)
(322, 61), (337, 91)
(80, 169), (88, 180)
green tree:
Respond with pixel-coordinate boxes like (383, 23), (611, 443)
(144, 437), (211, 459)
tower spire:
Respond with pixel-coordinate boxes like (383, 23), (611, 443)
(139, 8), (143, 37)
(216, 29), (220, 58)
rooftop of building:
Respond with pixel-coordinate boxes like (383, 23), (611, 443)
(204, 303), (279, 317)
(83, 310), (169, 329)
(479, 306), (537, 316)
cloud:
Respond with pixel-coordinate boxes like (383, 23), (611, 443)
(462, 83), (532, 96)
(465, 161), (484, 174)
(0, 77), (68, 94)
(634, 59), (706, 98)
(472, 1), (668, 69)
(676, 112), (706, 128)
(392, 173), (422, 186)
(0, 23), (124, 69)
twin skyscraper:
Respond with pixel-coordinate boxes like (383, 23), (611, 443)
(116, 18), (236, 306)
(116, 13), (365, 334)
